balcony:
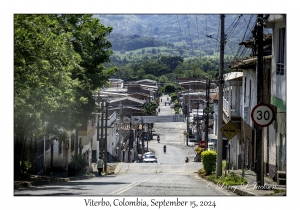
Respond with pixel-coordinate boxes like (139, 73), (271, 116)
(223, 97), (242, 128)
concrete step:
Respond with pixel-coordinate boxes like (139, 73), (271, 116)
(277, 171), (286, 185)
(277, 178), (286, 185)
(277, 171), (286, 178)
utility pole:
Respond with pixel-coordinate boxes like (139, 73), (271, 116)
(118, 102), (122, 161)
(186, 104), (189, 146)
(196, 103), (200, 142)
(142, 124), (145, 155)
(147, 124), (149, 151)
(97, 93), (101, 159)
(255, 14), (264, 186)
(100, 101), (104, 159)
(216, 14), (225, 177)
(186, 84), (191, 146)
(104, 100), (109, 172)
(205, 77), (211, 147)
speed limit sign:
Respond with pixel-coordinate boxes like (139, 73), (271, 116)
(251, 103), (275, 127)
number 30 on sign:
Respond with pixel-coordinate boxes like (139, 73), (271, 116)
(251, 103), (275, 127)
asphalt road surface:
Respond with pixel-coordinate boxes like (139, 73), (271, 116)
(14, 94), (236, 196)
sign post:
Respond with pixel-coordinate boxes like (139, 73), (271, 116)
(199, 140), (207, 149)
(220, 121), (239, 141)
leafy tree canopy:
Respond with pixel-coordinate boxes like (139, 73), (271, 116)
(14, 14), (117, 175)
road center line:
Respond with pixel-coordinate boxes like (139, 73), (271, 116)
(109, 176), (153, 195)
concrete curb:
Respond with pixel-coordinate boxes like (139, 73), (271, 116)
(227, 187), (256, 196)
(198, 173), (286, 196)
(198, 173), (260, 196)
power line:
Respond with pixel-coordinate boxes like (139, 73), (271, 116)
(226, 15), (243, 40)
(195, 16), (202, 59)
(177, 15), (187, 55)
(234, 14), (256, 59)
(214, 17), (221, 55)
(186, 15), (195, 56)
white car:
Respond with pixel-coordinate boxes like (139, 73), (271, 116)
(143, 152), (153, 159)
(143, 155), (157, 163)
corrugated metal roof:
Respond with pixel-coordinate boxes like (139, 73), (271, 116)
(109, 96), (145, 104)
(224, 72), (243, 81)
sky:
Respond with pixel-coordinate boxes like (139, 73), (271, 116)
(2, 0), (297, 209)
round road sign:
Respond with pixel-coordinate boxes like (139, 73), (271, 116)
(199, 140), (207, 148)
(251, 103), (275, 127)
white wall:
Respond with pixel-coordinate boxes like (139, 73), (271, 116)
(44, 140), (64, 169)
(271, 18), (286, 103)
(242, 70), (257, 126)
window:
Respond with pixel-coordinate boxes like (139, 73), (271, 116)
(276, 28), (285, 75)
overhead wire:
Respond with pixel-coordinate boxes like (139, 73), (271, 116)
(195, 15), (202, 59)
(214, 16), (221, 55)
(224, 15), (244, 60)
(205, 14), (209, 53)
(186, 15), (195, 56)
(226, 15), (242, 40)
(177, 15), (187, 55)
(234, 14), (256, 59)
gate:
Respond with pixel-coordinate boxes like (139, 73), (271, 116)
(36, 138), (44, 175)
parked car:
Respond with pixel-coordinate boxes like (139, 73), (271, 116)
(170, 103), (174, 108)
(143, 152), (153, 159)
(143, 155), (157, 163)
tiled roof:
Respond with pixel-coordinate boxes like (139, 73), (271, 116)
(239, 33), (272, 48)
(228, 55), (272, 69)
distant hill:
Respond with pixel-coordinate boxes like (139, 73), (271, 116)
(95, 14), (258, 57)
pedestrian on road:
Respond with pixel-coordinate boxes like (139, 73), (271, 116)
(95, 156), (104, 177)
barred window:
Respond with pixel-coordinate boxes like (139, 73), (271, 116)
(276, 28), (285, 75)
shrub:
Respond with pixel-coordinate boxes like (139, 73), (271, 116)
(201, 150), (217, 175)
(68, 154), (87, 176)
(20, 161), (32, 171)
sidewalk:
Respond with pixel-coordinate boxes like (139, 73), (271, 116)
(202, 169), (286, 196)
(14, 163), (117, 190)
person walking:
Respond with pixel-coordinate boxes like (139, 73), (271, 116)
(95, 156), (104, 177)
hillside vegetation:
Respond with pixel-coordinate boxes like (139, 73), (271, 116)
(96, 14), (258, 82)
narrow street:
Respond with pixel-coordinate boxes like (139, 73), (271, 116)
(14, 94), (236, 197)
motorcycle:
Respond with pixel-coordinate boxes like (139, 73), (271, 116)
(163, 145), (166, 153)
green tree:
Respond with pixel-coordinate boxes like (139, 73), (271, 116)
(158, 75), (171, 83)
(159, 83), (179, 94)
(159, 55), (184, 72)
(14, 14), (117, 176)
(141, 101), (158, 116)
